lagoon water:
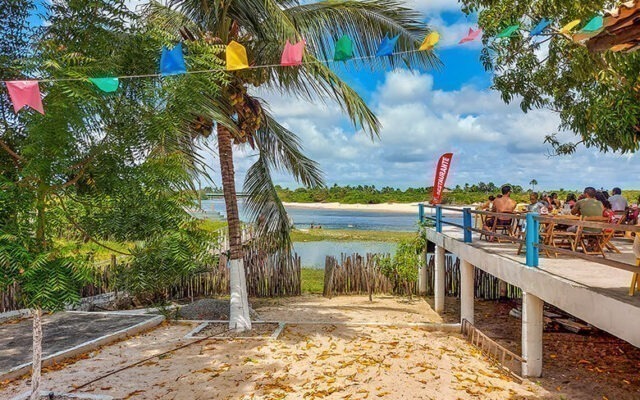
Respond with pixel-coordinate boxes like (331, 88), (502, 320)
(200, 199), (417, 268)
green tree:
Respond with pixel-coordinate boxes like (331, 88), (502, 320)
(153, 0), (440, 330)
(461, 0), (640, 154)
(0, 1), (227, 397)
(530, 179), (538, 191)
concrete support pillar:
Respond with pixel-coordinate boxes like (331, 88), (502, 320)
(434, 245), (445, 313)
(418, 251), (428, 295)
(460, 260), (474, 324)
(522, 291), (544, 377)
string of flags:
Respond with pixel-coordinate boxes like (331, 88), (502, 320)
(1, 14), (608, 115)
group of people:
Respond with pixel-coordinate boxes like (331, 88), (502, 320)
(479, 185), (640, 230)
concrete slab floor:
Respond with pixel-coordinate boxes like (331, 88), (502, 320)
(0, 312), (155, 372)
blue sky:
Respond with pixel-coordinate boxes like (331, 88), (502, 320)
(27, 1), (638, 191)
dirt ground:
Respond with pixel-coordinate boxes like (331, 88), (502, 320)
(0, 295), (546, 400)
(437, 297), (640, 400)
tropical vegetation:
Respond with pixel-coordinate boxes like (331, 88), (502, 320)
(153, 0), (440, 330)
(461, 0), (640, 154)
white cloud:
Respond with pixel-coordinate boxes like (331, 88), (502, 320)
(205, 69), (637, 191)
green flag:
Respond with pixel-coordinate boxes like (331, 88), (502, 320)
(89, 77), (119, 93)
(496, 25), (520, 38)
(333, 35), (353, 61)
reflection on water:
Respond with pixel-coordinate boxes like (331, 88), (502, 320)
(294, 241), (397, 269)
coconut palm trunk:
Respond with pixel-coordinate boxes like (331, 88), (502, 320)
(217, 124), (252, 331)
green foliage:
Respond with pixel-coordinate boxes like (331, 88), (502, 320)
(377, 232), (425, 296)
(301, 268), (324, 294)
(460, 0), (640, 154)
(114, 226), (217, 303)
(290, 228), (416, 243)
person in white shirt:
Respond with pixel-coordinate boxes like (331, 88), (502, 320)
(608, 187), (628, 211)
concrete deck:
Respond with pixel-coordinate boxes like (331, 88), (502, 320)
(427, 227), (640, 347)
(0, 311), (163, 380)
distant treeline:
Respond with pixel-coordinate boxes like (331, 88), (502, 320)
(273, 184), (640, 205)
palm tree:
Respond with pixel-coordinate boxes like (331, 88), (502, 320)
(149, 0), (439, 330)
(530, 179), (538, 191)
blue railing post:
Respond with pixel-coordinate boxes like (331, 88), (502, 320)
(418, 203), (425, 224)
(435, 205), (442, 233)
(463, 207), (472, 243)
(525, 212), (539, 267)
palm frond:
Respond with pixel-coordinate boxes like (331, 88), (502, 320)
(254, 109), (325, 188)
(242, 155), (291, 251)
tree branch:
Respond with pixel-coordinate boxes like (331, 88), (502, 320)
(0, 138), (24, 167)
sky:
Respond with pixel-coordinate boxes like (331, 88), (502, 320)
(28, 1), (639, 191)
(207, 1), (638, 191)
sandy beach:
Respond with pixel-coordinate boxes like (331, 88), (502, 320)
(283, 202), (471, 214)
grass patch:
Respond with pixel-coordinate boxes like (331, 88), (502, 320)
(291, 229), (416, 243)
(199, 219), (228, 232)
(301, 268), (324, 294)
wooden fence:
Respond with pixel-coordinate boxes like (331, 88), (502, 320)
(323, 252), (522, 300)
(1, 242), (301, 313)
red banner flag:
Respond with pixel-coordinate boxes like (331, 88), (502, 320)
(431, 153), (453, 204)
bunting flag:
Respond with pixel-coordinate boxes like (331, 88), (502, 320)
(226, 41), (249, 70)
(530, 19), (551, 36)
(334, 35), (353, 61)
(496, 25), (520, 38)
(581, 16), (603, 32)
(459, 28), (482, 44)
(89, 77), (119, 93)
(281, 40), (305, 66)
(160, 43), (187, 76)
(376, 34), (400, 56)
(419, 31), (440, 51)
(6, 81), (44, 114)
(559, 19), (581, 34)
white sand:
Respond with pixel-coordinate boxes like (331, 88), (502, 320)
(283, 202), (473, 215)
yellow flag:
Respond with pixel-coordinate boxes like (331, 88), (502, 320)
(559, 19), (581, 34)
(226, 40), (249, 71)
(419, 31), (440, 51)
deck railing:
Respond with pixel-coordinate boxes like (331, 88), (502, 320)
(419, 204), (640, 273)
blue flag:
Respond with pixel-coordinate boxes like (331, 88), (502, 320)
(581, 16), (603, 32)
(530, 19), (551, 36)
(160, 43), (187, 76)
(375, 34), (400, 57)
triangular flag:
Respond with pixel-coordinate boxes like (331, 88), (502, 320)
(419, 31), (440, 51)
(375, 34), (400, 56)
(89, 77), (119, 93)
(226, 41), (249, 71)
(160, 43), (187, 76)
(281, 40), (305, 66)
(530, 19), (551, 36)
(559, 19), (581, 34)
(496, 25), (520, 38)
(5, 80), (44, 115)
(581, 16), (603, 32)
(334, 35), (353, 61)
(459, 28), (482, 44)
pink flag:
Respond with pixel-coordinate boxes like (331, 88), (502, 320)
(6, 80), (44, 114)
(459, 28), (482, 44)
(280, 40), (305, 66)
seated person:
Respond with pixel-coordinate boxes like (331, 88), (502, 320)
(608, 187), (628, 212)
(596, 191), (616, 224)
(563, 193), (577, 213)
(527, 192), (549, 214)
(550, 192), (562, 209)
(570, 187), (604, 232)
(484, 185), (517, 230)
(478, 195), (496, 211)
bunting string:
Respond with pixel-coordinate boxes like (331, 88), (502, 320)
(0, 12), (609, 114)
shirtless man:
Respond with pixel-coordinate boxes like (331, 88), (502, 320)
(483, 185), (517, 231)
(492, 185), (517, 214)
